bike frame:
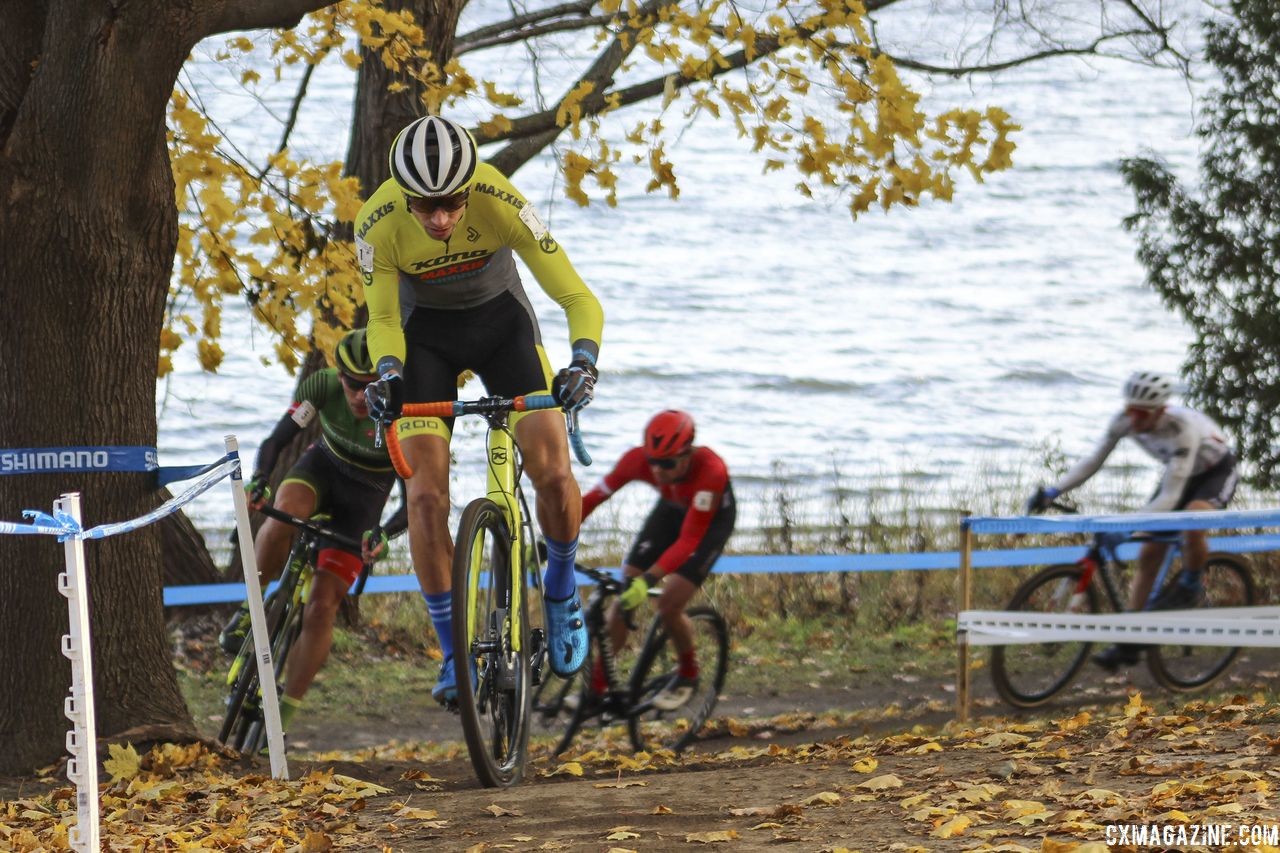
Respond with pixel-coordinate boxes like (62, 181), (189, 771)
(1076, 532), (1182, 614)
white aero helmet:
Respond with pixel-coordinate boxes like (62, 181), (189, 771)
(1123, 371), (1175, 408)
(389, 115), (478, 197)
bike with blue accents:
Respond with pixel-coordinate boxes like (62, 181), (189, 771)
(388, 394), (590, 787)
(991, 502), (1257, 707)
(217, 506), (370, 755)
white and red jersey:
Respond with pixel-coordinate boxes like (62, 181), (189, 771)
(1053, 406), (1233, 512)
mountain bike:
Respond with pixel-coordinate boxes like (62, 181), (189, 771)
(386, 394), (589, 787)
(532, 564), (729, 755)
(218, 505), (370, 754)
(990, 504), (1256, 708)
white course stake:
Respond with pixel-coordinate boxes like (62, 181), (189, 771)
(56, 493), (100, 852)
(225, 435), (289, 779)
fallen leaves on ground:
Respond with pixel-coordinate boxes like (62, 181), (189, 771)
(4, 692), (1280, 849)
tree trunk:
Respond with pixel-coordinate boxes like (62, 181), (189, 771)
(344, 0), (468, 197)
(0, 0), (330, 776)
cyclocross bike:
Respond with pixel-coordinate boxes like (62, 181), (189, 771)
(990, 503), (1256, 708)
(218, 505), (370, 754)
(532, 564), (729, 755)
(386, 394), (589, 787)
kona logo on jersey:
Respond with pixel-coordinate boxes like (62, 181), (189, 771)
(356, 202), (395, 239)
(472, 182), (524, 209)
(490, 448), (508, 465)
(466, 226), (481, 243)
(410, 250), (488, 271)
(539, 235), (558, 255)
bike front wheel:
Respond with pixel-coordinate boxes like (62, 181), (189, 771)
(218, 580), (303, 754)
(990, 564), (1100, 708)
(627, 605), (728, 753)
(453, 498), (530, 787)
(1147, 553), (1256, 692)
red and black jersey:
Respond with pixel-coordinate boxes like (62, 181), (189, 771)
(582, 446), (733, 575)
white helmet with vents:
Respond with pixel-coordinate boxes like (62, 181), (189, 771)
(1123, 371), (1175, 408)
(388, 115), (478, 198)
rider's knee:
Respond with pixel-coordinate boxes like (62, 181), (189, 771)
(529, 461), (574, 497)
(407, 483), (450, 522)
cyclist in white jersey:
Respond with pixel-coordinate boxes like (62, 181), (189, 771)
(1027, 371), (1239, 670)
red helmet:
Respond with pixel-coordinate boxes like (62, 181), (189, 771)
(644, 410), (696, 459)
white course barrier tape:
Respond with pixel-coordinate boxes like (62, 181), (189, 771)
(959, 606), (1280, 647)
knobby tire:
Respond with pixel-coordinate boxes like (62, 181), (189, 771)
(453, 498), (531, 787)
(1146, 553), (1256, 692)
(990, 564), (1100, 708)
(626, 605), (729, 753)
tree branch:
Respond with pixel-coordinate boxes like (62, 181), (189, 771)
(202, 0), (333, 38)
(458, 13), (616, 54)
(457, 0), (596, 46)
(487, 0), (670, 174)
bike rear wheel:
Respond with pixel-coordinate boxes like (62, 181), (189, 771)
(990, 564), (1099, 708)
(453, 498), (530, 787)
(1147, 553), (1256, 692)
(627, 605), (728, 753)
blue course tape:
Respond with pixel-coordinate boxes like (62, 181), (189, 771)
(0, 445), (233, 489)
(162, 533), (1280, 607)
(966, 507), (1280, 535)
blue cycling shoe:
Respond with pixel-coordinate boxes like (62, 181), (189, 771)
(543, 593), (588, 677)
(432, 655), (459, 705)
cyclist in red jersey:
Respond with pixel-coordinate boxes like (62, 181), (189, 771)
(580, 410), (735, 709)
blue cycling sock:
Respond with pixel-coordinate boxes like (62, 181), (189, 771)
(542, 535), (578, 601)
(423, 591), (454, 660)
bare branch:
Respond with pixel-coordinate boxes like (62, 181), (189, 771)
(457, 13), (616, 54)
(457, 0), (596, 46)
(202, 0), (332, 38)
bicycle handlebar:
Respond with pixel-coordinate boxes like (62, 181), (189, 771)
(384, 394), (591, 479)
(255, 504), (363, 553)
(573, 563), (624, 594)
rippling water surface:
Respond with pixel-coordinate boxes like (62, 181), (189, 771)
(162, 2), (1220, 537)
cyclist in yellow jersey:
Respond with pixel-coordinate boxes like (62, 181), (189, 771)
(355, 115), (604, 703)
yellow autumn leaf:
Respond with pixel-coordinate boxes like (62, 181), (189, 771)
(851, 756), (878, 773)
(804, 791), (841, 806)
(686, 830), (738, 843)
(394, 807), (440, 820)
(103, 743), (142, 784)
(606, 829), (640, 840)
(858, 774), (904, 790)
(931, 815), (971, 838)
(550, 761), (584, 777)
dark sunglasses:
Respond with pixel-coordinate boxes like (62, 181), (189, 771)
(406, 191), (469, 214)
(646, 455), (683, 470)
(339, 372), (374, 390)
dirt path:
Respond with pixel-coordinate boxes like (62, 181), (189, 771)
(6, 648), (1280, 851)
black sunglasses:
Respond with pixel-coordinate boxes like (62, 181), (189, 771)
(339, 372), (374, 390)
(406, 191), (469, 214)
(646, 456), (682, 470)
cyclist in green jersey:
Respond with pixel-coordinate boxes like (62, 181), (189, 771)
(356, 115), (604, 702)
(220, 329), (406, 735)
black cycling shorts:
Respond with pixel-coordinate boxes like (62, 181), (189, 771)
(283, 444), (396, 550)
(401, 290), (552, 432)
(1163, 453), (1239, 510)
(625, 487), (736, 586)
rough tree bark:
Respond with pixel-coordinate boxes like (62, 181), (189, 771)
(0, 0), (331, 775)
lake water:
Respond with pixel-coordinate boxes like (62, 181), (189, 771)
(162, 2), (1237, 547)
